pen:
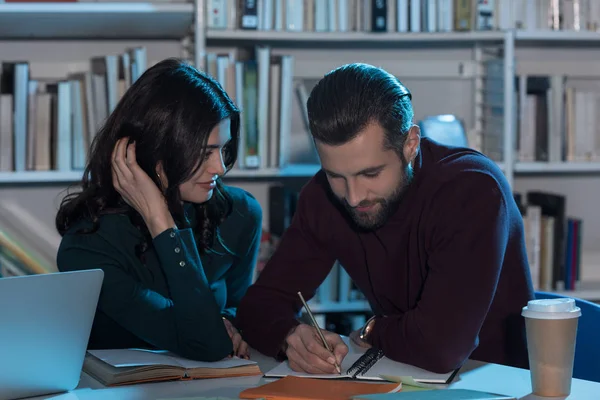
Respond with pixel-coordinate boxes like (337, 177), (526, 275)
(297, 291), (342, 374)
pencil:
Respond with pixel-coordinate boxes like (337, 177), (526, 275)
(297, 291), (342, 374)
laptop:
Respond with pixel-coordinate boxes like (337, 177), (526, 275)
(0, 269), (104, 400)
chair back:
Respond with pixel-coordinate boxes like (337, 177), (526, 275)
(417, 115), (468, 148)
(535, 291), (600, 383)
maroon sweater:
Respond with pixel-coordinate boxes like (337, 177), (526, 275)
(237, 138), (534, 373)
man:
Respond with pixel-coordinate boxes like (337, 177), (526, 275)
(236, 63), (534, 375)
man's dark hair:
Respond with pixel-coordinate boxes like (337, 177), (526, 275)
(306, 63), (414, 153)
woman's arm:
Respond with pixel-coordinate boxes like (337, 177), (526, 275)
(58, 225), (233, 362)
(221, 193), (263, 321)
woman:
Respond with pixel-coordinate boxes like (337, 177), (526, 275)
(56, 58), (262, 362)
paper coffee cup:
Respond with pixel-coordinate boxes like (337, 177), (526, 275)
(522, 298), (581, 397)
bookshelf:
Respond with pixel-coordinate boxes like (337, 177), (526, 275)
(0, 165), (324, 184)
(515, 162), (600, 174)
(0, 2), (194, 39)
(0, 171), (83, 184)
(206, 29), (505, 44)
(515, 30), (600, 44)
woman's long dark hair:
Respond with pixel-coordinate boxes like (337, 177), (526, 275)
(56, 58), (240, 256)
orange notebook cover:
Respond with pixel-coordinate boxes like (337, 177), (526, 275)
(239, 375), (402, 400)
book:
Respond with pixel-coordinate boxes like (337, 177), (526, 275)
(264, 348), (458, 384)
(239, 375), (403, 400)
(352, 389), (516, 399)
(83, 348), (262, 386)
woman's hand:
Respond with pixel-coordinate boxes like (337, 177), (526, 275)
(111, 137), (175, 238)
(223, 317), (250, 359)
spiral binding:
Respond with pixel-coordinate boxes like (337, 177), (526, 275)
(346, 348), (385, 378)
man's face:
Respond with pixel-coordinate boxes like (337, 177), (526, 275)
(316, 122), (418, 231)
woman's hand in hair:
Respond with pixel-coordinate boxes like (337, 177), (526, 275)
(222, 317), (250, 359)
(112, 137), (175, 238)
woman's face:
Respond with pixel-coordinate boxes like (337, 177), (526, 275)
(178, 119), (230, 204)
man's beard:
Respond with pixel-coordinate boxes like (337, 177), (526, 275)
(342, 160), (413, 231)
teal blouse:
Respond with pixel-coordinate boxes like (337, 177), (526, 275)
(57, 185), (262, 362)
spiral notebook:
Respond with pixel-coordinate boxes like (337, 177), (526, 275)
(264, 348), (458, 384)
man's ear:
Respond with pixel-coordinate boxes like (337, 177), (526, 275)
(403, 125), (421, 164)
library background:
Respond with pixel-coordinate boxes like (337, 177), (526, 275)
(1, 0), (599, 335)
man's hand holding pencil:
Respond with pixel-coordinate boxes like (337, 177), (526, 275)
(282, 292), (349, 375)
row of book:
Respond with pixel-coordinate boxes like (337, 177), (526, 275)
(510, 0), (600, 32)
(206, 48), (321, 171)
(516, 75), (600, 164)
(209, 0), (600, 34)
(517, 191), (582, 292)
(479, 61), (600, 165)
(0, 45), (321, 173)
(211, 0), (488, 33)
(0, 48), (147, 173)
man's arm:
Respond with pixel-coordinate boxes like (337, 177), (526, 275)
(369, 172), (510, 373)
(236, 184), (337, 358)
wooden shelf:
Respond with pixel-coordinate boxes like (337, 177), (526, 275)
(9, 161), (600, 183)
(0, 2), (194, 39)
(207, 29), (600, 47)
(225, 164), (321, 179)
(207, 29), (505, 45)
(515, 162), (600, 174)
(0, 171), (83, 184)
(0, 166), (321, 184)
(515, 30), (600, 45)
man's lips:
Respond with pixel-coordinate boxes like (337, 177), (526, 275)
(355, 204), (375, 212)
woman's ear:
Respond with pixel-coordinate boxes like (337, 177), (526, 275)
(155, 162), (168, 189)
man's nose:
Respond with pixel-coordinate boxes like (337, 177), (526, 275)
(345, 180), (365, 208)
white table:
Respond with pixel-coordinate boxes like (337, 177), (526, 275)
(28, 343), (600, 400)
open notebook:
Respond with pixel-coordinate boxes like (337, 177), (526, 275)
(84, 348), (262, 386)
(265, 348), (458, 384)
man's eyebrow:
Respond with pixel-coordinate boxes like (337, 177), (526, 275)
(323, 165), (386, 177)
(206, 144), (221, 149)
(356, 165), (385, 175)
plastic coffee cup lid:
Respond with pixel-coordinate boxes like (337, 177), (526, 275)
(522, 298), (582, 320)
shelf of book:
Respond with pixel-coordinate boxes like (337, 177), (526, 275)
(0, 170), (83, 184)
(226, 164), (321, 179)
(206, 29), (505, 45)
(11, 162), (581, 184)
(206, 29), (600, 46)
(0, 166), (323, 184)
(0, 2), (193, 39)
(515, 30), (600, 44)
(515, 162), (600, 174)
